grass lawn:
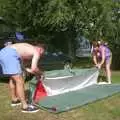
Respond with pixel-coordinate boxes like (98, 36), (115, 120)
(0, 70), (120, 120)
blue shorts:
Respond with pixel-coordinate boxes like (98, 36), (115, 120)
(0, 47), (22, 75)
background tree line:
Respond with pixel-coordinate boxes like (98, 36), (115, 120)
(0, 0), (120, 69)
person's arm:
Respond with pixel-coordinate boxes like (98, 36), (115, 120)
(26, 47), (44, 75)
(93, 55), (97, 65)
(92, 50), (98, 66)
(31, 52), (40, 71)
(26, 53), (40, 74)
(98, 47), (105, 68)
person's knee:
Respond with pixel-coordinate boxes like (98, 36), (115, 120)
(11, 74), (24, 84)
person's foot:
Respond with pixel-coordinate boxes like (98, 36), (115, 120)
(22, 105), (39, 113)
(97, 81), (111, 85)
(108, 82), (111, 84)
(97, 82), (109, 85)
(11, 100), (21, 107)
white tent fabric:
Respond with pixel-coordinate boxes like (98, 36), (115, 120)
(43, 68), (99, 96)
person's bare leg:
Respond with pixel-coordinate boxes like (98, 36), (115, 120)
(9, 78), (19, 101)
(106, 63), (111, 84)
(11, 74), (28, 109)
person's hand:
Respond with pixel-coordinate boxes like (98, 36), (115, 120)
(36, 74), (45, 80)
(95, 64), (101, 69)
(25, 67), (39, 75)
(26, 67), (44, 76)
(26, 68), (33, 74)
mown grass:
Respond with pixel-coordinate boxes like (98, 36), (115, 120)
(0, 68), (120, 120)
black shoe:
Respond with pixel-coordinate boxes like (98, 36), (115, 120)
(11, 100), (21, 107)
(22, 105), (39, 113)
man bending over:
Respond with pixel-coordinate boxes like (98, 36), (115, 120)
(0, 42), (45, 113)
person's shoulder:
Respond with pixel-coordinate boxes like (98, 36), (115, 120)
(99, 44), (105, 48)
(99, 45), (107, 51)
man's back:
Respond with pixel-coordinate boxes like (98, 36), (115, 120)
(10, 43), (36, 59)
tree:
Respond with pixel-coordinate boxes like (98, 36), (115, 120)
(1, 0), (119, 61)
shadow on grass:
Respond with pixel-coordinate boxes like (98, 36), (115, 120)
(0, 74), (33, 84)
(0, 76), (9, 83)
(97, 75), (107, 83)
(25, 89), (32, 104)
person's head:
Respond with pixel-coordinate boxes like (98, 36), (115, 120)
(35, 43), (46, 56)
(92, 41), (99, 50)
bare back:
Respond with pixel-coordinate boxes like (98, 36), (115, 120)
(10, 43), (36, 59)
(8, 42), (44, 74)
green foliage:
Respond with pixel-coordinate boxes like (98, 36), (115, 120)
(0, 0), (115, 39)
(0, 0), (120, 68)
